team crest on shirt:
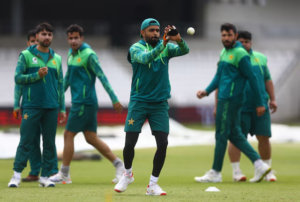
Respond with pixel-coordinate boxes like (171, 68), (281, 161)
(254, 58), (259, 62)
(32, 57), (38, 64)
(77, 58), (81, 63)
(52, 60), (57, 65)
(229, 55), (234, 60)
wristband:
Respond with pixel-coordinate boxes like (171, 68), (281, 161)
(163, 34), (169, 42)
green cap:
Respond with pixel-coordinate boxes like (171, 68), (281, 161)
(140, 18), (160, 38)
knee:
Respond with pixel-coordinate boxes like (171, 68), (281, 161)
(84, 134), (97, 145)
(256, 135), (269, 143)
(64, 130), (75, 140)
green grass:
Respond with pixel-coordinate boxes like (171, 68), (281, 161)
(0, 143), (300, 202)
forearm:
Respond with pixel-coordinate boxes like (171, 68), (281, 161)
(131, 42), (165, 65)
(15, 72), (41, 84)
(58, 66), (65, 112)
(14, 84), (22, 110)
(205, 74), (219, 96)
(265, 80), (275, 101)
(215, 89), (218, 107)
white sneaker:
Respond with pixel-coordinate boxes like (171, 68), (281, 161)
(39, 177), (55, 187)
(194, 170), (222, 183)
(146, 183), (167, 196)
(114, 172), (134, 193)
(8, 176), (21, 188)
(264, 170), (277, 182)
(250, 163), (271, 183)
(233, 171), (247, 182)
(49, 171), (72, 184)
(112, 165), (125, 184)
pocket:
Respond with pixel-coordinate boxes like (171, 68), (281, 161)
(136, 78), (139, 93)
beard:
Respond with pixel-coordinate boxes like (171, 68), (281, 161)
(222, 39), (235, 49)
(39, 40), (51, 47)
(145, 35), (159, 46)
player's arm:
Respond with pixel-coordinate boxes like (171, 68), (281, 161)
(88, 54), (123, 113)
(13, 84), (23, 119)
(167, 39), (189, 58)
(63, 67), (70, 92)
(197, 66), (221, 99)
(130, 42), (166, 65)
(239, 55), (265, 116)
(264, 65), (277, 113)
(14, 54), (43, 84)
(213, 89), (218, 118)
(58, 63), (66, 123)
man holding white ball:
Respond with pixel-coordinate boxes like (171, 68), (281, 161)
(114, 18), (189, 196)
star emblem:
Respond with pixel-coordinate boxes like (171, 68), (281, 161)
(77, 58), (81, 63)
(229, 55), (234, 60)
(128, 118), (135, 125)
(52, 60), (57, 65)
(255, 58), (259, 62)
(24, 113), (29, 120)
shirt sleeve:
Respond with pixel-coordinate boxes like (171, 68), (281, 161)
(14, 84), (22, 110)
(14, 53), (42, 84)
(88, 54), (119, 104)
(264, 65), (272, 81)
(58, 63), (65, 113)
(167, 39), (190, 58)
(64, 67), (70, 92)
(130, 42), (165, 65)
(239, 56), (264, 107)
(205, 65), (221, 96)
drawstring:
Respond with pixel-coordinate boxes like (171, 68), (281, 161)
(78, 50), (92, 80)
(146, 43), (151, 68)
(37, 59), (46, 83)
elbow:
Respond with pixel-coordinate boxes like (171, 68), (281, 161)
(14, 76), (21, 84)
(185, 47), (190, 54)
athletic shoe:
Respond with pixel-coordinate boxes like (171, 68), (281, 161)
(249, 163), (271, 183)
(112, 165), (125, 184)
(39, 177), (55, 187)
(114, 172), (134, 193)
(264, 170), (277, 182)
(146, 183), (167, 196)
(22, 175), (39, 182)
(194, 170), (222, 183)
(233, 171), (247, 182)
(8, 176), (21, 188)
(49, 171), (72, 184)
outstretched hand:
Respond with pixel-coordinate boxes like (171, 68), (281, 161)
(196, 90), (208, 99)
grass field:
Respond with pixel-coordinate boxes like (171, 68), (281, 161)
(0, 143), (299, 202)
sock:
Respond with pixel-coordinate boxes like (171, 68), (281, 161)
(231, 162), (241, 173)
(113, 158), (123, 168)
(263, 159), (272, 167)
(254, 159), (264, 169)
(125, 168), (132, 176)
(14, 171), (21, 179)
(211, 169), (220, 174)
(60, 165), (70, 177)
(149, 175), (158, 186)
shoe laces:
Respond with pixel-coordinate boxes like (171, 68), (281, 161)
(11, 176), (20, 181)
(151, 183), (163, 192)
(118, 174), (130, 184)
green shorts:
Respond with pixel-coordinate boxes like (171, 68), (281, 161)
(241, 109), (271, 137)
(66, 104), (98, 133)
(124, 100), (169, 133)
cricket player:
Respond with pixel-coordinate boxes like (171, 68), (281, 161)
(9, 22), (66, 188)
(195, 23), (271, 183)
(13, 29), (60, 183)
(49, 24), (124, 184)
(225, 31), (277, 182)
(114, 18), (189, 195)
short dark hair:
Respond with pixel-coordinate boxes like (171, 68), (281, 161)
(237, 31), (252, 41)
(220, 23), (237, 34)
(27, 29), (37, 41)
(66, 24), (84, 36)
(36, 22), (53, 33)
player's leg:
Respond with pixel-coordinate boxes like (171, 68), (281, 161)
(39, 109), (58, 187)
(145, 101), (169, 195)
(9, 108), (42, 187)
(228, 112), (251, 181)
(115, 101), (145, 193)
(229, 107), (270, 183)
(83, 130), (124, 183)
(23, 121), (42, 182)
(252, 110), (276, 181)
(50, 146), (59, 175)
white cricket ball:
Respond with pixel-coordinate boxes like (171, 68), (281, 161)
(187, 27), (195, 35)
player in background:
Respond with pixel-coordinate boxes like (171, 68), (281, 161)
(195, 23), (271, 183)
(9, 22), (66, 188)
(114, 18), (189, 195)
(224, 31), (277, 182)
(50, 24), (124, 184)
(13, 29), (60, 183)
